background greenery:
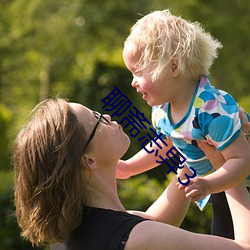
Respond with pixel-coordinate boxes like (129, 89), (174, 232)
(0, 0), (249, 249)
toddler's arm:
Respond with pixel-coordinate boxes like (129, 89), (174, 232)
(179, 132), (250, 201)
(130, 171), (190, 227)
(116, 138), (174, 179)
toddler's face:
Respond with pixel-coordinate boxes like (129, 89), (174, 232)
(122, 43), (174, 106)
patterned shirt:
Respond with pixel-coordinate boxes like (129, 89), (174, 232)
(152, 75), (241, 176)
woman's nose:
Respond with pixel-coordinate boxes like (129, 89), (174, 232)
(104, 114), (112, 123)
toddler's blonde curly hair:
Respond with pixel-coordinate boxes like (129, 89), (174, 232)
(125, 9), (222, 81)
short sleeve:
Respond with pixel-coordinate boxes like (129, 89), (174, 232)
(151, 104), (170, 139)
(197, 89), (241, 151)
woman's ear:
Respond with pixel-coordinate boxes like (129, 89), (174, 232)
(82, 155), (97, 169)
(170, 57), (180, 77)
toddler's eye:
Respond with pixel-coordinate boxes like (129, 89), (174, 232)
(134, 71), (142, 77)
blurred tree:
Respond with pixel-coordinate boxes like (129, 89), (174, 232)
(1, 0), (248, 145)
(184, 0), (250, 100)
(0, 0), (249, 248)
(0, 105), (12, 169)
(239, 95), (250, 112)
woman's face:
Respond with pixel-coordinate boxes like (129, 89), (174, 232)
(68, 103), (130, 162)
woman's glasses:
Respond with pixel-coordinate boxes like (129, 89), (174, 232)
(84, 111), (110, 151)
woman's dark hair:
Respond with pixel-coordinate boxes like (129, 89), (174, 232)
(13, 98), (88, 246)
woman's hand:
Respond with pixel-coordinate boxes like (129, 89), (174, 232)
(239, 107), (250, 141)
(177, 107), (250, 201)
(197, 140), (226, 171)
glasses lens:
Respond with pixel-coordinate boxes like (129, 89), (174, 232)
(84, 111), (110, 152)
(93, 111), (101, 120)
(101, 116), (110, 124)
(93, 111), (109, 125)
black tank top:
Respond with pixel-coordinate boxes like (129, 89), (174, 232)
(66, 206), (148, 250)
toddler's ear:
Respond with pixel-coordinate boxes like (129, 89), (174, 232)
(171, 57), (180, 76)
(171, 62), (178, 72)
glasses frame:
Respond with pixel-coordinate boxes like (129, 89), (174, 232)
(83, 111), (110, 151)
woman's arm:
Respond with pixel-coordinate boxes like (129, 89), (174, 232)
(203, 107), (250, 192)
(179, 128), (250, 201)
(125, 184), (250, 250)
(145, 172), (190, 226)
(116, 138), (174, 179)
(130, 168), (191, 227)
(225, 184), (250, 244)
(200, 132), (250, 195)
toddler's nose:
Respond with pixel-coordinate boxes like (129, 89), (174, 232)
(131, 78), (138, 88)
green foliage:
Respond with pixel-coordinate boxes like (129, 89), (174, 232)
(182, 202), (212, 234)
(0, 104), (13, 170)
(0, 1), (248, 248)
(118, 174), (164, 210)
(185, 1), (250, 100)
(239, 95), (250, 113)
(1, 0), (249, 167)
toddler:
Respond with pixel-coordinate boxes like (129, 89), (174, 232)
(119, 9), (250, 238)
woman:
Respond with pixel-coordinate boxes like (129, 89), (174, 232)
(13, 98), (250, 249)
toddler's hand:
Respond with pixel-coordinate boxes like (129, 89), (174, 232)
(177, 177), (211, 202)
